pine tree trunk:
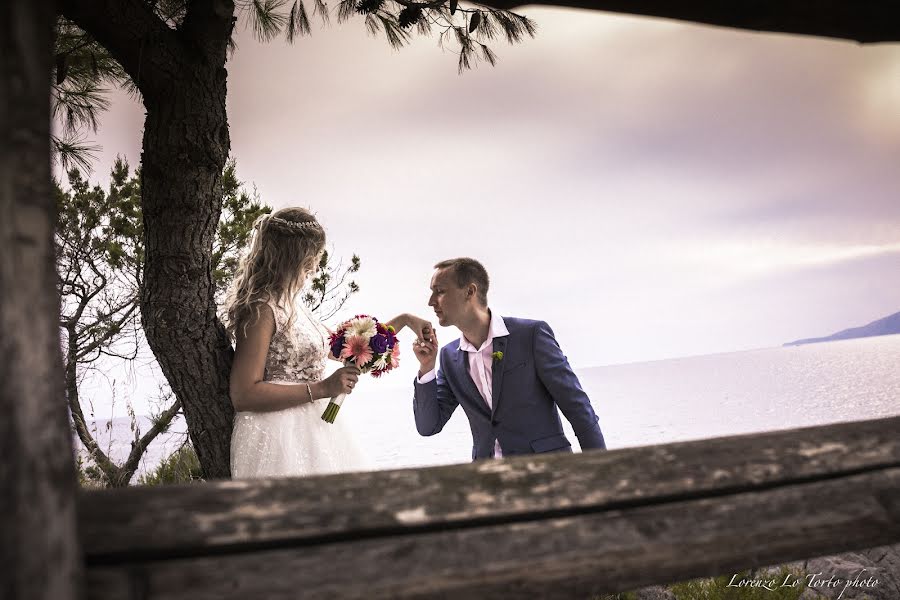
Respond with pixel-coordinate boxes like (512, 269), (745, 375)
(139, 68), (235, 479)
(56, 0), (239, 479)
(0, 0), (82, 597)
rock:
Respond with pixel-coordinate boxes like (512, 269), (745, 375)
(758, 543), (900, 600)
(632, 585), (676, 600)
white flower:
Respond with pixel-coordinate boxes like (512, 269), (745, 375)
(348, 316), (377, 340)
(372, 353), (389, 370)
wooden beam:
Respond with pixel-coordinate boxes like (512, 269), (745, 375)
(1, 0), (82, 598)
(474, 0), (900, 44)
(79, 416), (900, 598)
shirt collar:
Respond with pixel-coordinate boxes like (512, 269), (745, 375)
(459, 309), (509, 353)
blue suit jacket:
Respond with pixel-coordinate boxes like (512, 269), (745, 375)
(413, 317), (606, 460)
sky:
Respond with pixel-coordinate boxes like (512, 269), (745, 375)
(62, 6), (900, 415)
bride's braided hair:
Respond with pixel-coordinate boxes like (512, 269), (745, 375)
(258, 215), (323, 233)
(223, 208), (326, 341)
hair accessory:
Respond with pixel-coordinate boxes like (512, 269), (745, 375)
(268, 215), (322, 232)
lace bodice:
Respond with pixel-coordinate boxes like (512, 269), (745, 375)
(264, 300), (330, 384)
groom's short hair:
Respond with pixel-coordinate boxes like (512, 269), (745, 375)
(434, 258), (489, 306)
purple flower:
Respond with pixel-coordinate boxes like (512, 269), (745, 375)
(330, 335), (345, 358)
(371, 333), (388, 354)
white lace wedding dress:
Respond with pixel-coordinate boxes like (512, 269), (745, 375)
(230, 300), (371, 479)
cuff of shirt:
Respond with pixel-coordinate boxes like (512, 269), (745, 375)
(416, 369), (437, 384)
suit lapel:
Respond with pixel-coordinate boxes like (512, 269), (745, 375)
(490, 336), (508, 416)
(455, 348), (489, 414)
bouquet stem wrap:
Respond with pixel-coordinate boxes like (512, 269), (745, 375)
(320, 392), (346, 424)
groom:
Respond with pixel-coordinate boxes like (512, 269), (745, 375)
(412, 257), (606, 460)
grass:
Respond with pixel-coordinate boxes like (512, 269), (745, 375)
(594, 566), (808, 600)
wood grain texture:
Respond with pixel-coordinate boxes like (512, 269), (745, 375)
(84, 467), (900, 599)
(80, 415), (900, 561)
(79, 416), (900, 598)
(475, 0), (900, 44)
(1, 0), (82, 598)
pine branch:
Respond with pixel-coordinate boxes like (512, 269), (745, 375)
(313, 0), (330, 24)
(377, 12), (410, 48)
(121, 395), (182, 479)
(98, 344), (141, 361)
(67, 264), (106, 336)
(286, 0), (311, 42)
(60, 0), (186, 97)
(53, 82), (110, 135)
(244, 0), (290, 41)
(65, 344), (120, 484)
(52, 135), (100, 173)
(74, 302), (139, 361)
(337, 0), (356, 22)
(479, 42), (497, 65)
(364, 12), (381, 34)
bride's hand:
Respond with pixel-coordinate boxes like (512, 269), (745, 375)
(405, 314), (433, 343)
(322, 365), (361, 397)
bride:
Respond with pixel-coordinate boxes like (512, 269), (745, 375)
(223, 207), (431, 479)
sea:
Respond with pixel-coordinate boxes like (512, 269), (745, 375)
(77, 334), (900, 480)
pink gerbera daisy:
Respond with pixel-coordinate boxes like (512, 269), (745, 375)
(341, 335), (373, 367)
(389, 343), (400, 369)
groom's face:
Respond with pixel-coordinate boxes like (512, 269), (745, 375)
(428, 268), (469, 328)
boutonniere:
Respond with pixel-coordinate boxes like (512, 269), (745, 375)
(492, 351), (504, 362)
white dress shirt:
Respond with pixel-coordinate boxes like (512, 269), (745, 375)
(418, 310), (509, 457)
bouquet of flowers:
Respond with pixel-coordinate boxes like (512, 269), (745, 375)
(321, 314), (400, 423)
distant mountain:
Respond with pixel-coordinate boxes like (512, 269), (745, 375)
(784, 310), (900, 346)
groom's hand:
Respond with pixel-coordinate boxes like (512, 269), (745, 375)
(413, 331), (438, 376)
(405, 314), (434, 344)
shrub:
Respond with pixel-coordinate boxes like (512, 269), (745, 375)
(138, 444), (204, 486)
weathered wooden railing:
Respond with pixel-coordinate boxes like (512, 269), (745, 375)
(79, 415), (900, 599)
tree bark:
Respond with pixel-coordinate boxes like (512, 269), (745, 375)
(0, 0), (82, 598)
(139, 62), (235, 479)
(61, 0), (238, 478)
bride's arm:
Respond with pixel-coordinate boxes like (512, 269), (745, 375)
(383, 313), (433, 342)
(230, 305), (356, 412)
